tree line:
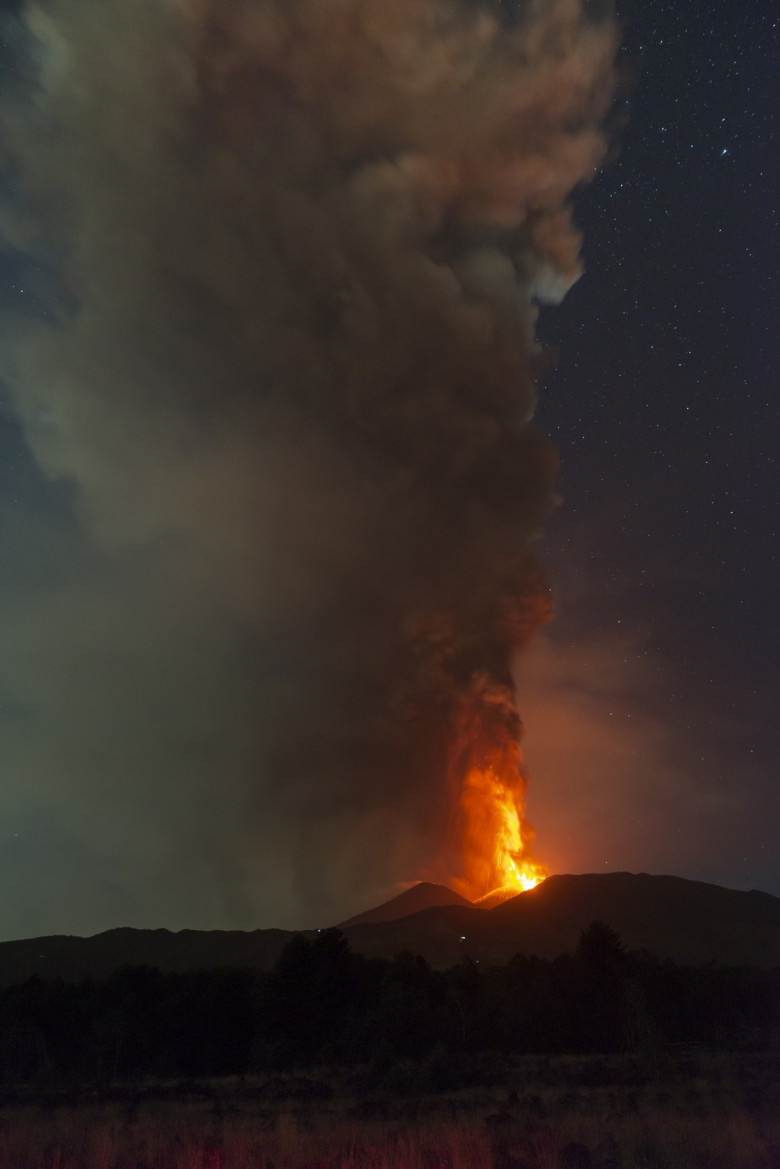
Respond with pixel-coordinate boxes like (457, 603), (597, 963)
(0, 923), (776, 1084)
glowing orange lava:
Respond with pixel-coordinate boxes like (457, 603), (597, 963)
(447, 676), (547, 902)
(456, 761), (547, 900)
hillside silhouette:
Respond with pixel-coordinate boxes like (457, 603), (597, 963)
(337, 881), (473, 928)
(1, 872), (778, 986)
(340, 873), (780, 968)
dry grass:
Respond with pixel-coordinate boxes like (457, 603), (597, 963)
(0, 1052), (778, 1168)
(0, 1109), (495, 1169)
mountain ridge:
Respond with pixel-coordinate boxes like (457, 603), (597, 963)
(337, 872), (780, 969)
(336, 880), (473, 928)
(1, 872), (777, 985)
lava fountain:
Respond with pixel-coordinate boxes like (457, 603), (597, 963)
(448, 671), (547, 901)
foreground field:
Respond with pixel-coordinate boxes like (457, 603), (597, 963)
(1, 1051), (778, 1168)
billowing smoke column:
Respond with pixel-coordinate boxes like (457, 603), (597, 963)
(0, 0), (617, 925)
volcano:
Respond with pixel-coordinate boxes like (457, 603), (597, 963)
(336, 882), (474, 928)
(0, 873), (777, 986)
(336, 879), (528, 927)
(338, 872), (780, 969)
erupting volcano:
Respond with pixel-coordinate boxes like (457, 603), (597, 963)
(0, 0), (618, 927)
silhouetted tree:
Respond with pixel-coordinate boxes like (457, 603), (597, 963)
(577, 921), (628, 972)
(0, 933), (777, 1084)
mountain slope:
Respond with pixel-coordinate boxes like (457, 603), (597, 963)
(0, 926), (298, 987)
(340, 872), (780, 968)
(491, 872), (780, 966)
(337, 881), (473, 928)
(0, 872), (777, 985)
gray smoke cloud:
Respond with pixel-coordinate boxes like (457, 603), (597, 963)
(0, 0), (617, 934)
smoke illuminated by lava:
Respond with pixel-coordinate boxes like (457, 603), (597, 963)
(0, 0), (618, 926)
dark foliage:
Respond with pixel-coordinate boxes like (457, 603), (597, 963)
(0, 924), (776, 1084)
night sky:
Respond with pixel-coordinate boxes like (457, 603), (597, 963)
(522, 0), (778, 895)
(0, 0), (776, 942)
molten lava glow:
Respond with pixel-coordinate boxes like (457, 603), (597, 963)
(458, 763), (547, 899)
(445, 675), (547, 902)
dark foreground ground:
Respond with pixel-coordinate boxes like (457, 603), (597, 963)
(1, 1050), (778, 1169)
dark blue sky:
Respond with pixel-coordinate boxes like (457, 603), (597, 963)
(524, 0), (778, 894)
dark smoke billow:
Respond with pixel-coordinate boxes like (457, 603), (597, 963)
(0, 0), (617, 931)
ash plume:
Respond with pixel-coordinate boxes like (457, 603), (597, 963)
(0, 0), (617, 931)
